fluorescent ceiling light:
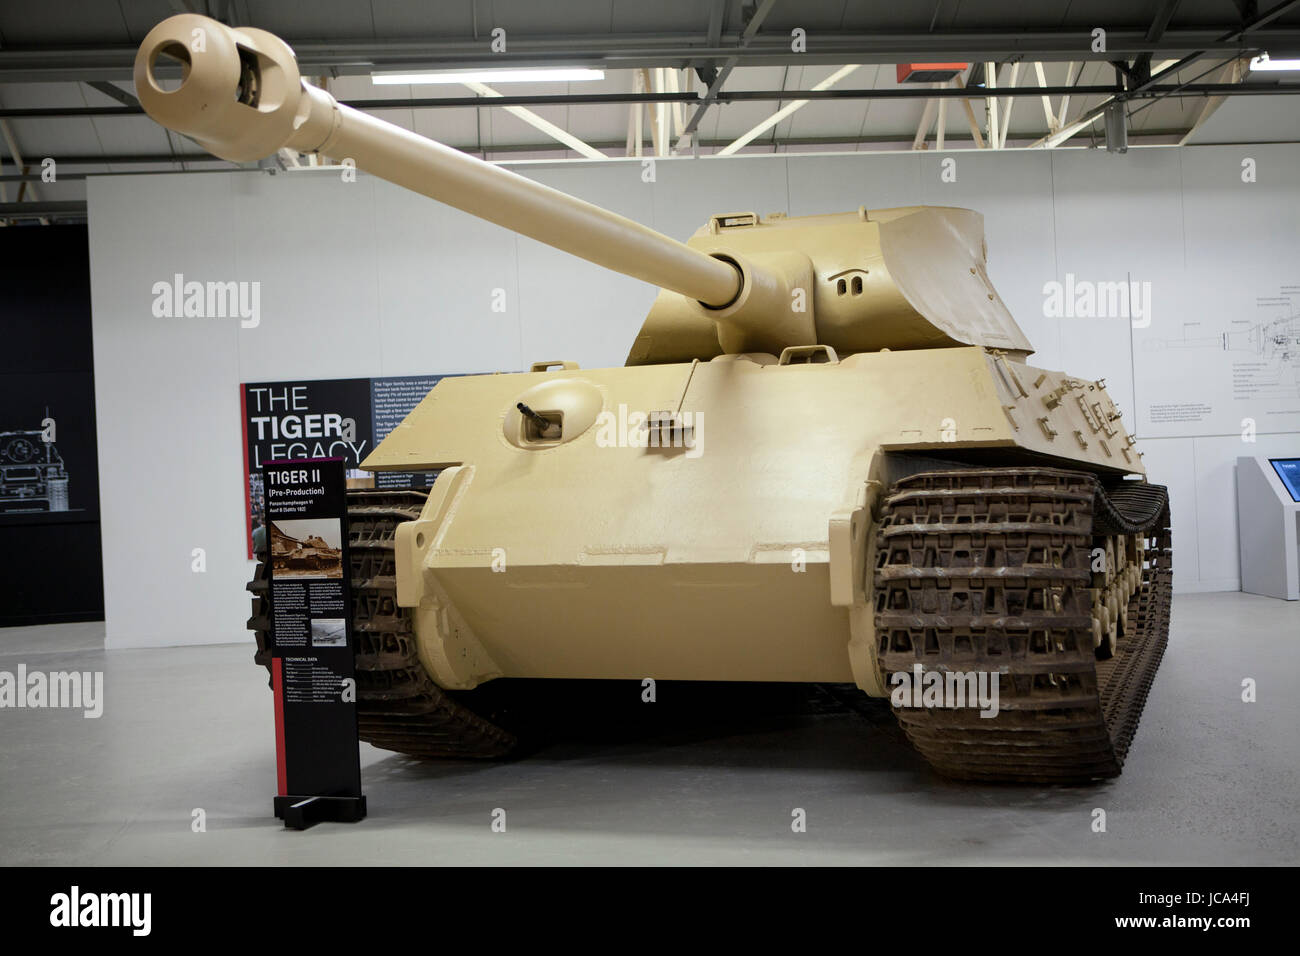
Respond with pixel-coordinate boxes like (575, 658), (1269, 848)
(373, 68), (605, 85)
(1249, 53), (1300, 71)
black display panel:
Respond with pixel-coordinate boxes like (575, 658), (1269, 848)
(0, 225), (103, 626)
(0, 226), (99, 525)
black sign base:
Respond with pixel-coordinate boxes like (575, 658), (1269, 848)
(274, 795), (368, 831)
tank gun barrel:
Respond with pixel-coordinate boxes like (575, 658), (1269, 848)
(132, 14), (742, 309)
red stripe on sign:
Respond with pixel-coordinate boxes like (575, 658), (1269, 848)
(272, 657), (287, 796)
(240, 385), (254, 560)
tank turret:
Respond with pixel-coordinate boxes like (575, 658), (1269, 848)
(134, 14), (1031, 364)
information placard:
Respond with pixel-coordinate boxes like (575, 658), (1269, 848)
(241, 374), (457, 557)
(262, 457), (366, 829)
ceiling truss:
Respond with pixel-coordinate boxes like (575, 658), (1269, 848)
(2, 1), (1300, 222)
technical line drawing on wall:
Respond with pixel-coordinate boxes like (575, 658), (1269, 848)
(1134, 282), (1300, 437)
(1143, 289), (1300, 401)
(0, 423), (70, 515)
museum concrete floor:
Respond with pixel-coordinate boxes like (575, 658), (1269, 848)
(1, 592), (1296, 866)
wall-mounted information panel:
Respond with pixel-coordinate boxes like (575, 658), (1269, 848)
(241, 374), (450, 558)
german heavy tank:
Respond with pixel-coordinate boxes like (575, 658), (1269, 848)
(267, 524), (341, 577)
(135, 14), (1172, 782)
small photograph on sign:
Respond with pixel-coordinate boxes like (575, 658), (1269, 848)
(270, 517), (344, 580)
(310, 617), (348, 648)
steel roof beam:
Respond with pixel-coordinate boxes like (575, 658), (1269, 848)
(6, 26), (1300, 82)
(0, 200), (81, 218)
(462, 80), (607, 159)
(1178, 57), (1252, 145)
(1036, 0), (1300, 148)
(84, 80), (140, 109)
(676, 0), (778, 152)
(10, 80), (1300, 120)
(1131, 0), (1185, 86)
(0, 118), (37, 203)
(717, 64), (862, 155)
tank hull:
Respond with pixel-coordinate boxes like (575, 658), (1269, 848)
(364, 347), (1142, 693)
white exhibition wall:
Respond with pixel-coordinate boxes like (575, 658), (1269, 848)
(87, 145), (1300, 648)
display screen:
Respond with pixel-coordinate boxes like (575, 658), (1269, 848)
(1269, 458), (1300, 503)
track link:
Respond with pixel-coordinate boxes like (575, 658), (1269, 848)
(248, 489), (517, 760)
(873, 467), (1171, 783)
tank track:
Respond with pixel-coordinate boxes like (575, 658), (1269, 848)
(873, 467), (1171, 783)
(248, 489), (517, 759)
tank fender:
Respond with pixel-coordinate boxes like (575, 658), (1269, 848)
(831, 475), (889, 697)
(393, 465), (504, 690)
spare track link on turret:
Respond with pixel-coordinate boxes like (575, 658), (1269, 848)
(873, 467), (1171, 783)
(248, 489), (517, 760)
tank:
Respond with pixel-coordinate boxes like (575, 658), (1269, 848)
(267, 523), (342, 577)
(135, 14), (1172, 782)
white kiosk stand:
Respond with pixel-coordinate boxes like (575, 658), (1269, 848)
(1237, 456), (1300, 601)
